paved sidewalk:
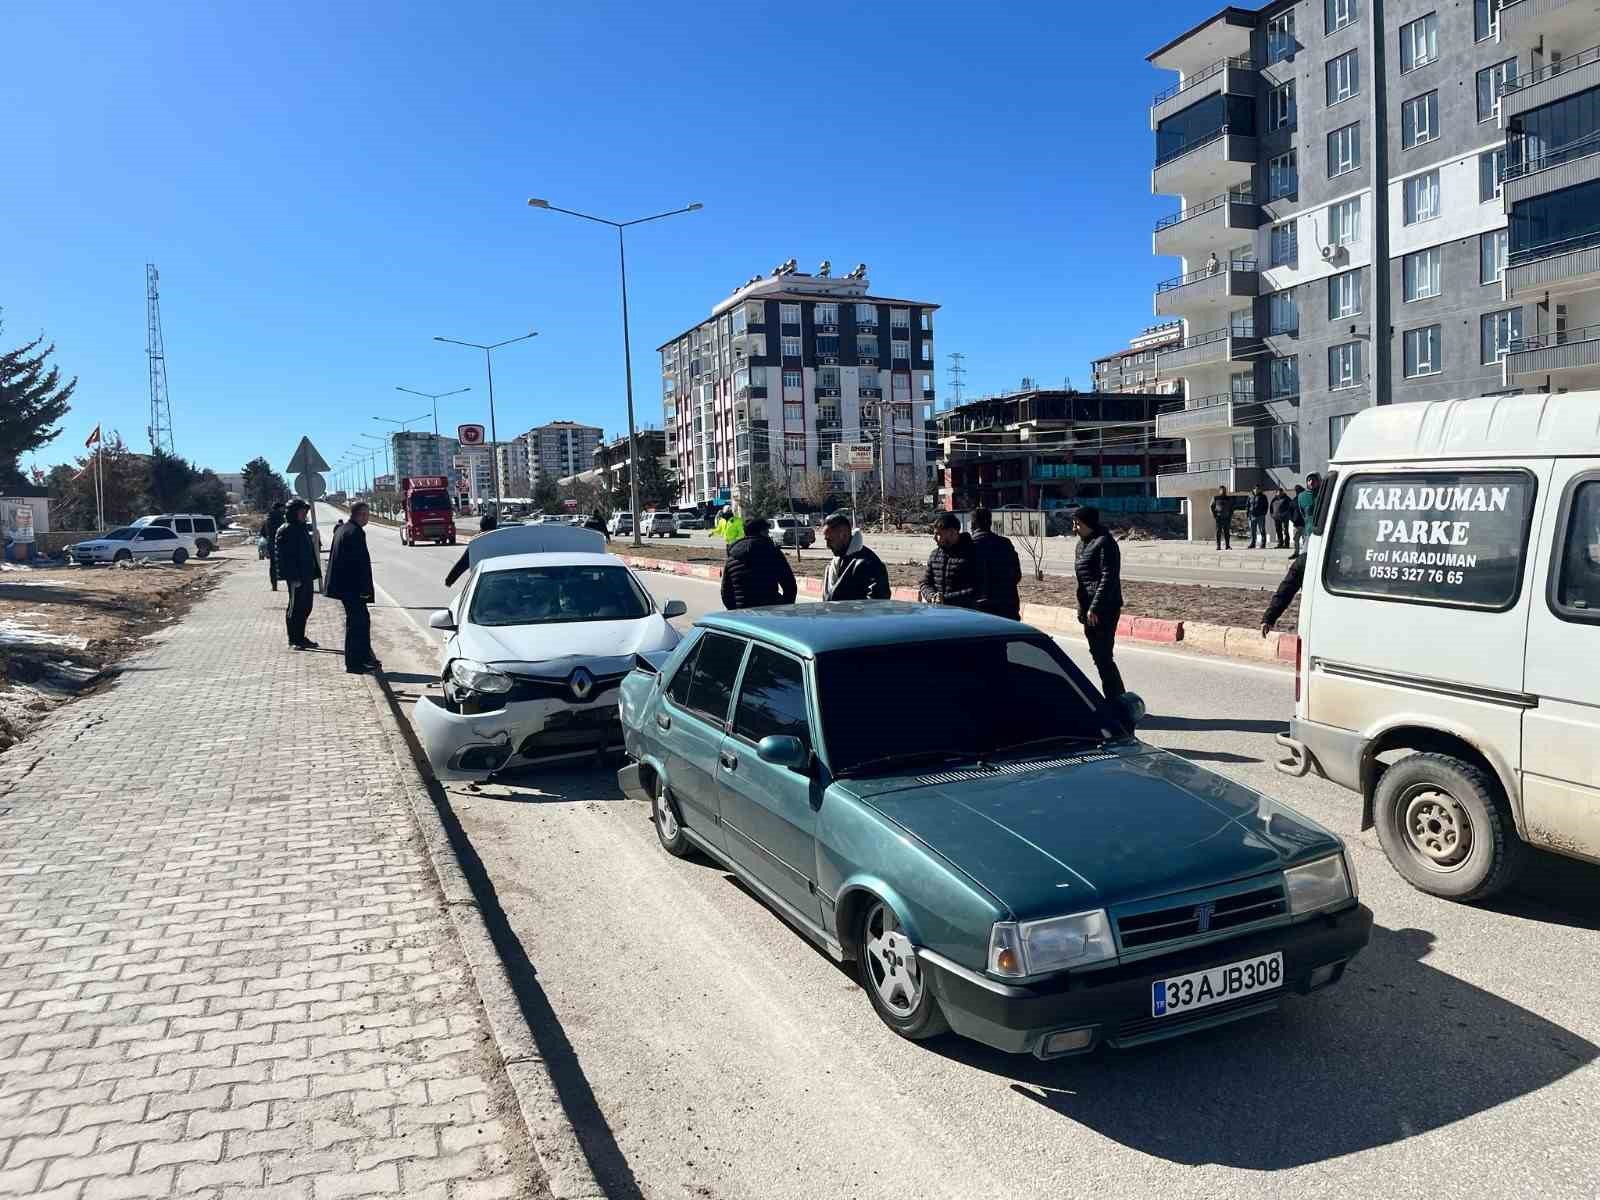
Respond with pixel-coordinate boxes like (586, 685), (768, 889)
(0, 564), (543, 1199)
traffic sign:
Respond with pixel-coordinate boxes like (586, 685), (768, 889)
(294, 471), (326, 501)
(458, 424), (485, 447)
(832, 442), (875, 472)
(286, 436), (330, 475)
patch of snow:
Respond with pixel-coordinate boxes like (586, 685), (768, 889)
(0, 618), (89, 651)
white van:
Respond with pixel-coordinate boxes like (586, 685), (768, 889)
(1278, 393), (1600, 901)
(133, 513), (221, 557)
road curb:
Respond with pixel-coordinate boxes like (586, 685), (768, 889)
(360, 672), (609, 1200)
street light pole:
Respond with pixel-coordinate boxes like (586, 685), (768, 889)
(527, 197), (703, 548)
(434, 334), (538, 517)
(396, 385), (472, 440)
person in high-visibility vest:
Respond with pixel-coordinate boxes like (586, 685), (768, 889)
(713, 506), (744, 549)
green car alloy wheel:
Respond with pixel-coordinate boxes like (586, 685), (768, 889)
(859, 900), (948, 1041)
(652, 776), (691, 858)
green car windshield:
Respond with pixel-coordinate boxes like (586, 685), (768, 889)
(816, 636), (1110, 777)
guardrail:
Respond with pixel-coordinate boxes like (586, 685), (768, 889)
(1510, 322), (1600, 352)
(1504, 127), (1600, 180)
(1158, 456), (1259, 475)
(1507, 226), (1600, 266)
(1151, 56), (1255, 107)
(1157, 392), (1246, 414)
(1155, 259), (1258, 293)
(1154, 190), (1256, 233)
(1503, 44), (1600, 96)
(1155, 124), (1242, 168)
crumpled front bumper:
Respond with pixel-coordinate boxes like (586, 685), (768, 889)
(413, 692), (624, 781)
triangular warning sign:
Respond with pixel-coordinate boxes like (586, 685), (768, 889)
(286, 436), (331, 474)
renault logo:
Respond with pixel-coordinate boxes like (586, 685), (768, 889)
(569, 668), (595, 701)
(1195, 901), (1216, 933)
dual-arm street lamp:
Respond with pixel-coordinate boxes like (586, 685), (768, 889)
(527, 197), (703, 548)
(433, 332), (538, 515)
(359, 433), (390, 489)
(395, 385), (472, 439)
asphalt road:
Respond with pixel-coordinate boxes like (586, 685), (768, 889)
(327, 505), (1600, 1200)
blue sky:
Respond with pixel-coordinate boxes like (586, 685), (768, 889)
(3, 0), (1213, 482)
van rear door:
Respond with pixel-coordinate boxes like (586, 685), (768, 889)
(1522, 462), (1600, 862)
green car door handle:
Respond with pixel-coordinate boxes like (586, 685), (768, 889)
(719, 750), (739, 771)
(656, 713), (671, 731)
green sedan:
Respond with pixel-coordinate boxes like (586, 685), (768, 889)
(617, 601), (1371, 1059)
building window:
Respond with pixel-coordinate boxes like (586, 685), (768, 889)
(1267, 10), (1297, 64)
(1480, 229), (1509, 285)
(1328, 268), (1363, 318)
(746, 301), (765, 325)
(1271, 423), (1300, 468)
(784, 433), (806, 459)
(920, 373), (933, 395)
(892, 374), (912, 399)
(1400, 13), (1439, 73)
(814, 303), (837, 326)
(1269, 151), (1298, 199)
(1329, 341), (1362, 389)
(1269, 220), (1298, 267)
(817, 402), (839, 425)
(780, 303), (801, 325)
(1479, 148), (1506, 202)
(860, 368), (880, 391)
(1270, 355), (1300, 399)
(1269, 289), (1299, 335)
(1401, 91), (1439, 149)
(1474, 0), (1502, 42)
(1403, 170), (1441, 224)
(920, 311), (932, 331)
(1481, 308), (1523, 363)
(1404, 325), (1443, 377)
(781, 337), (802, 358)
(855, 303), (877, 324)
(857, 337), (879, 359)
(1328, 122), (1360, 176)
(1403, 247), (1442, 301)
(783, 401), (804, 425)
(1329, 412), (1356, 456)
(892, 341), (910, 361)
(782, 369), (801, 389)
(1326, 0), (1357, 33)
(816, 335), (839, 356)
(920, 339), (932, 361)
(1269, 81), (1296, 131)
(1477, 59), (1517, 122)
(891, 309), (910, 329)
(1328, 196), (1361, 246)
(817, 366), (840, 389)
(1326, 50), (1359, 106)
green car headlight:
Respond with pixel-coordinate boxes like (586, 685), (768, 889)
(989, 909), (1116, 978)
(449, 659), (513, 695)
(1284, 854), (1353, 915)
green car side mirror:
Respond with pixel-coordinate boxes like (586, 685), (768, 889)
(757, 735), (809, 771)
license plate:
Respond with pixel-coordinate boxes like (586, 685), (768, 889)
(1151, 951), (1282, 1018)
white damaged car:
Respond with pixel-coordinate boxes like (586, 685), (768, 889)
(416, 525), (686, 780)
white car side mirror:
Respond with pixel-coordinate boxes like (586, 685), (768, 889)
(661, 599), (688, 619)
(428, 609), (457, 631)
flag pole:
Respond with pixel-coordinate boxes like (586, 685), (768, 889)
(95, 436), (104, 533)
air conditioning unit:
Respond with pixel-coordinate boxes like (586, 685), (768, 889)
(1320, 243), (1347, 263)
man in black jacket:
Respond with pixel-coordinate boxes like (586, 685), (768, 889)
(1073, 506), (1126, 700)
(919, 514), (983, 609)
(263, 502), (287, 591)
(274, 500), (321, 650)
(1210, 487), (1234, 550)
(968, 507), (1022, 620)
(1247, 486), (1269, 549)
(720, 519), (798, 609)
(1269, 488), (1295, 549)
(821, 513), (891, 601)
(444, 513), (496, 589)
(324, 502), (379, 674)
(1261, 553), (1306, 636)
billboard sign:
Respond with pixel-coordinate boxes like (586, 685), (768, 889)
(832, 442), (875, 472)
(458, 424), (486, 447)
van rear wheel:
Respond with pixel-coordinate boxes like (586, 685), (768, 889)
(1374, 752), (1524, 902)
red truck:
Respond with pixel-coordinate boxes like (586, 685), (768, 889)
(399, 476), (457, 547)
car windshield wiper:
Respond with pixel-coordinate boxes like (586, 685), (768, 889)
(985, 732), (1106, 758)
(834, 749), (986, 780)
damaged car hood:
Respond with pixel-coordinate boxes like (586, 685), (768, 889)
(453, 614), (679, 675)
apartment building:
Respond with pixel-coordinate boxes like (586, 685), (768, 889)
(519, 421), (603, 484)
(390, 431), (460, 482)
(1146, 0), (1526, 540)
(936, 390), (1184, 513)
(590, 429), (669, 497)
(1090, 324), (1186, 393)
(453, 445), (496, 503)
(497, 438), (532, 498)
(659, 263), (939, 508)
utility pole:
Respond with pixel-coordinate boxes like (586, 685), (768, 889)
(1367, 0), (1393, 412)
(946, 352), (967, 409)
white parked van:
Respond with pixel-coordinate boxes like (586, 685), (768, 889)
(1278, 393), (1600, 901)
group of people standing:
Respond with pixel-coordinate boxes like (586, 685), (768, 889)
(1209, 473), (1322, 553)
(262, 499), (380, 675)
(713, 504), (1129, 703)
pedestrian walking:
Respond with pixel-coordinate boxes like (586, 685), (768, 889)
(324, 501), (380, 675)
(1247, 486), (1269, 549)
(445, 512), (496, 588)
(1073, 506), (1126, 700)
(1297, 473), (1320, 532)
(821, 513), (890, 601)
(1210, 486), (1234, 550)
(274, 499), (320, 650)
(1269, 487), (1295, 549)
(969, 506), (1022, 620)
(720, 518), (797, 609)
(1261, 552), (1307, 637)
(918, 513), (983, 609)
(1290, 485), (1308, 553)
(263, 501), (287, 591)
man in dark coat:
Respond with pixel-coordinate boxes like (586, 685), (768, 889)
(1247, 486), (1269, 549)
(585, 512), (610, 541)
(919, 513), (983, 609)
(1210, 487), (1234, 550)
(1269, 488), (1295, 549)
(1261, 553), (1306, 636)
(274, 499), (320, 650)
(445, 513), (496, 589)
(821, 513), (890, 602)
(1073, 506), (1126, 700)
(720, 518), (797, 610)
(324, 502), (379, 674)
(968, 507), (1022, 620)
(264, 502), (287, 591)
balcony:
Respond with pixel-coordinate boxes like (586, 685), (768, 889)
(1154, 259), (1259, 318)
(1500, 45), (1600, 124)
(1152, 126), (1255, 197)
(1155, 394), (1249, 438)
(1150, 57), (1257, 130)
(1155, 324), (1263, 375)
(1503, 130), (1600, 207)
(1505, 323), (1600, 379)
(1499, 0), (1590, 51)
(1156, 457), (1261, 498)
(1153, 190), (1260, 258)
(859, 386), (883, 399)
(1505, 230), (1600, 298)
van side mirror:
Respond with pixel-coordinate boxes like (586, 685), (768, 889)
(1119, 692), (1147, 727)
(661, 599), (688, 619)
(757, 735), (809, 771)
(428, 609), (457, 632)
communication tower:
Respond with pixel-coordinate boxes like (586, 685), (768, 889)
(146, 263), (176, 455)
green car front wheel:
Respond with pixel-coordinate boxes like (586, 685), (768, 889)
(858, 899), (948, 1041)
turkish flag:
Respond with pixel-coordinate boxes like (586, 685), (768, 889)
(85, 424), (102, 447)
